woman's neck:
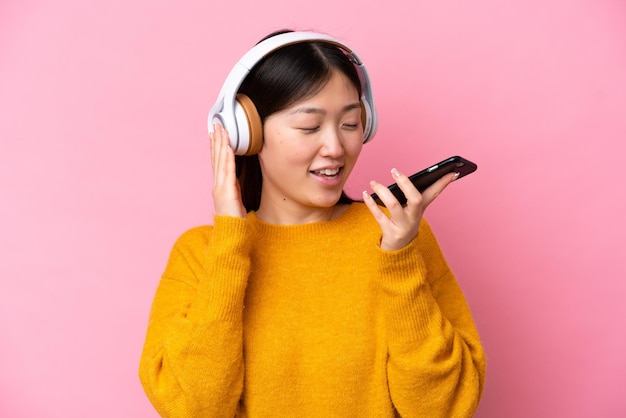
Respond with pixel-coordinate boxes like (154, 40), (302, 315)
(254, 202), (350, 225)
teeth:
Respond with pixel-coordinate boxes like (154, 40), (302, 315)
(317, 168), (340, 176)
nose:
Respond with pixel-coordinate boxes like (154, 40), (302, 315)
(319, 127), (345, 158)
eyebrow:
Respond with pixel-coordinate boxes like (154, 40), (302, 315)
(288, 102), (361, 115)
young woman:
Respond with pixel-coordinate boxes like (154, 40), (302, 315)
(139, 30), (486, 417)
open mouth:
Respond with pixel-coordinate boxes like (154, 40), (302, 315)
(311, 167), (341, 179)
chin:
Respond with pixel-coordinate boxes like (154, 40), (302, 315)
(313, 192), (344, 208)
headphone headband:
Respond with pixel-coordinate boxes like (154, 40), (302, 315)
(209, 31), (378, 155)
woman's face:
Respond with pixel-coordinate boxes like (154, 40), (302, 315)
(257, 70), (364, 220)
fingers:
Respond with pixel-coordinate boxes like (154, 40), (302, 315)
(363, 172), (418, 251)
(366, 168), (423, 218)
(368, 177), (405, 211)
(391, 168), (458, 210)
(363, 168), (459, 251)
(362, 187), (390, 223)
(209, 124), (247, 218)
(210, 123), (229, 172)
(211, 123), (233, 186)
(389, 168), (422, 215)
(419, 171), (458, 209)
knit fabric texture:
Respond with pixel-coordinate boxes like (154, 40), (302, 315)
(139, 203), (485, 417)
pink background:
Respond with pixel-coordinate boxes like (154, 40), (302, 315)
(1, 0), (625, 416)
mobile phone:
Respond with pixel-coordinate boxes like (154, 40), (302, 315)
(370, 156), (477, 206)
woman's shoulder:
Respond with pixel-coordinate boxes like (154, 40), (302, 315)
(171, 224), (214, 251)
(172, 215), (252, 252)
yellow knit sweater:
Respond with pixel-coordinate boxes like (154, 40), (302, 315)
(139, 203), (485, 417)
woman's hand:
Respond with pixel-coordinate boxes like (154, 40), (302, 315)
(210, 123), (247, 218)
(363, 168), (458, 251)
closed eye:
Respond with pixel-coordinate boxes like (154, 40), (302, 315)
(300, 126), (320, 133)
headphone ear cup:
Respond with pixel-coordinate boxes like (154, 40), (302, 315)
(360, 99), (374, 143)
(235, 94), (263, 155)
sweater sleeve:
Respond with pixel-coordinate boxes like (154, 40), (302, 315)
(377, 219), (486, 418)
(138, 216), (251, 418)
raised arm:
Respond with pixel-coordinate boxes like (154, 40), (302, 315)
(378, 219), (486, 417)
(138, 218), (251, 417)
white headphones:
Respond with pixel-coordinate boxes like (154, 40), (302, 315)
(208, 31), (378, 155)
